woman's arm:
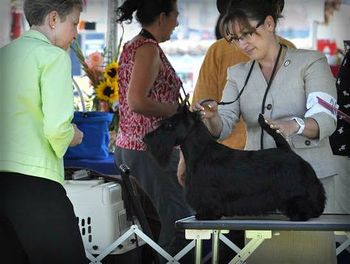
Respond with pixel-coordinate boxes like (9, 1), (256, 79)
(127, 43), (177, 118)
(267, 117), (319, 139)
(177, 150), (186, 187)
(268, 52), (337, 140)
(303, 53), (337, 140)
(42, 51), (77, 158)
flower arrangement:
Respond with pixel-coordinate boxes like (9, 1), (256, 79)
(72, 44), (120, 112)
(71, 29), (124, 152)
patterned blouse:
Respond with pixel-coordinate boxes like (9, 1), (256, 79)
(116, 37), (182, 151)
(330, 49), (350, 156)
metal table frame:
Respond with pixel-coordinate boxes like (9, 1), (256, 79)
(175, 214), (350, 264)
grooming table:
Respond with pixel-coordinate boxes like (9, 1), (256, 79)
(175, 214), (350, 264)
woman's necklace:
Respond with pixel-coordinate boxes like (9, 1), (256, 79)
(139, 28), (157, 42)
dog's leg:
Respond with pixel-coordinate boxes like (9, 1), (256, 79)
(188, 191), (223, 220)
(285, 196), (316, 221)
(196, 209), (221, 220)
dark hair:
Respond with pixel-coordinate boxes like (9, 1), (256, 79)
(215, 14), (225, 40)
(220, 0), (283, 36)
(217, 0), (284, 15)
(24, 0), (83, 26)
(116, 0), (177, 26)
(216, 0), (231, 14)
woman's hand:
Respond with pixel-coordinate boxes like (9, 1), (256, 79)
(177, 150), (186, 187)
(266, 118), (299, 138)
(69, 124), (84, 147)
(192, 99), (223, 138)
(192, 99), (219, 119)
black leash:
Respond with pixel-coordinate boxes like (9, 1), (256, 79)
(119, 163), (160, 264)
(139, 28), (157, 41)
(259, 44), (284, 149)
(199, 44), (284, 150)
(200, 60), (255, 107)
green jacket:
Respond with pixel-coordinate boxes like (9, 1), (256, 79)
(0, 30), (74, 183)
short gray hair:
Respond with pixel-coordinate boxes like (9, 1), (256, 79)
(24, 0), (83, 26)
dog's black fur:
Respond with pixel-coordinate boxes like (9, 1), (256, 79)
(143, 105), (326, 221)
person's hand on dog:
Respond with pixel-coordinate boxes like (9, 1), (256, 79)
(192, 99), (223, 138)
(268, 117), (321, 139)
(264, 118), (300, 138)
(193, 99), (219, 119)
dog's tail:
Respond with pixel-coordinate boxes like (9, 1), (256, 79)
(258, 114), (291, 151)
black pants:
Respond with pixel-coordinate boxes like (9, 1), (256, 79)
(0, 172), (88, 264)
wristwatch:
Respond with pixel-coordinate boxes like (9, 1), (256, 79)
(291, 117), (305, 135)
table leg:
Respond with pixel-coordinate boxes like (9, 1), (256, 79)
(195, 238), (203, 264)
(212, 230), (220, 264)
(229, 230), (272, 264)
(185, 229), (213, 264)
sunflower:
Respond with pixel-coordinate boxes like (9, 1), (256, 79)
(104, 61), (119, 82)
(95, 78), (119, 103)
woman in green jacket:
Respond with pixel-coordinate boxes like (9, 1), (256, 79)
(0, 0), (87, 263)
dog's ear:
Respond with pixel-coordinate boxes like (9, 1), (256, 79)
(177, 100), (189, 114)
(177, 101), (190, 115)
(183, 103), (191, 114)
(178, 92), (191, 108)
(176, 102), (182, 112)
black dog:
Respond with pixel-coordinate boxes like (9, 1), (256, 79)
(143, 105), (326, 221)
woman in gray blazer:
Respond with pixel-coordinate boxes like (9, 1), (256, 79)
(194, 0), (339, 263)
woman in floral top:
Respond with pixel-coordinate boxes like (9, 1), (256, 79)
(115, 0), (192, 257)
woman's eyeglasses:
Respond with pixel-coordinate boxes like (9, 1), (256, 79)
(225, 19), (265, 45)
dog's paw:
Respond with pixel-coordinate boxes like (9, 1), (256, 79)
(288, 214), (310, 221)
(195, 213), (221, 220)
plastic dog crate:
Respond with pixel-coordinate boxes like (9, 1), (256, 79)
(64, 179), (144, 255)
